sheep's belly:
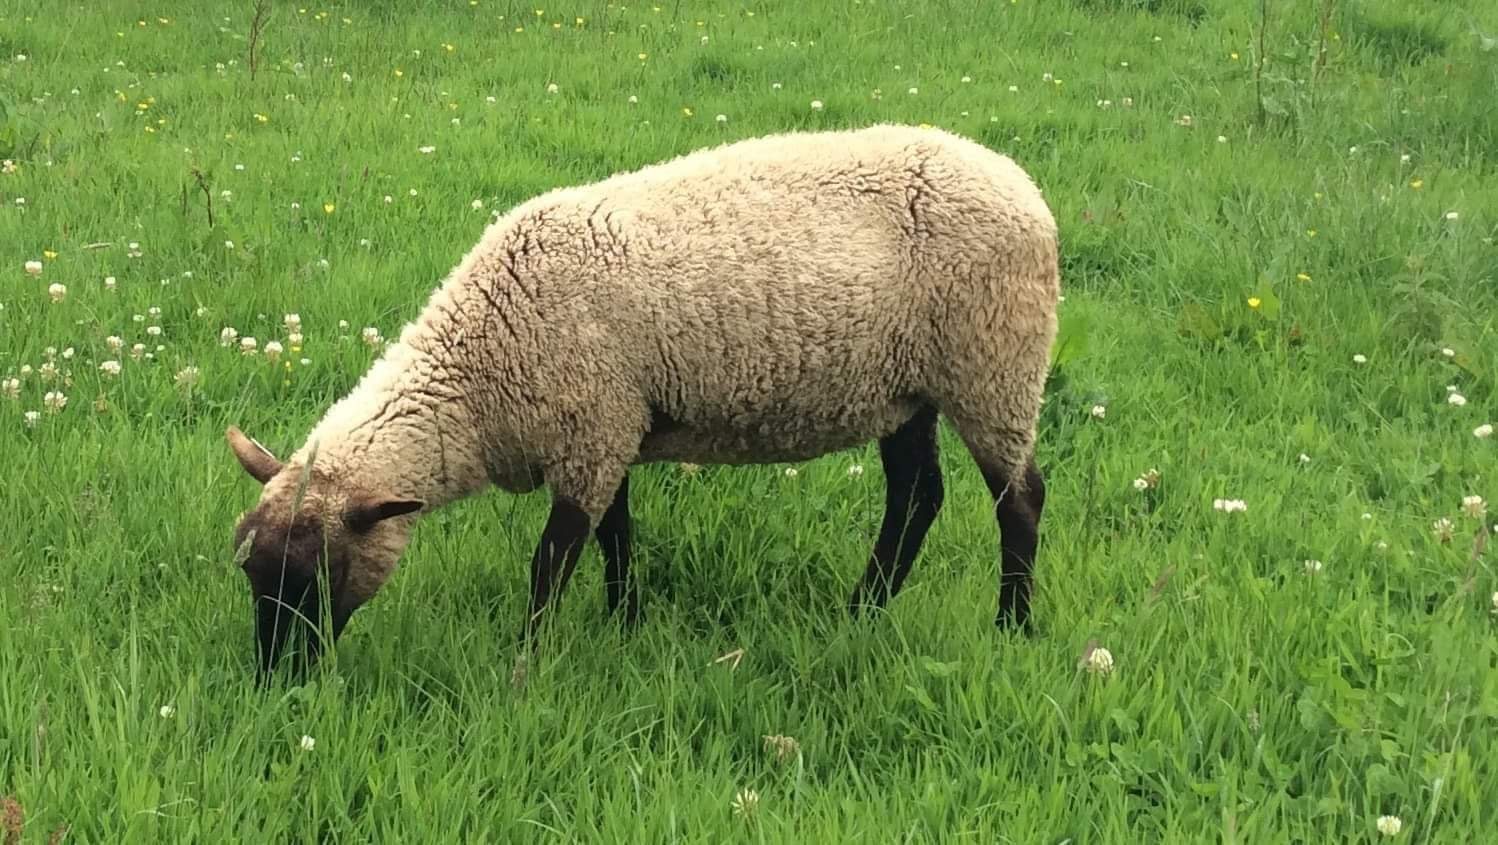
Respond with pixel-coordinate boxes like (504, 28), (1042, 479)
(635, 399), (920, 466)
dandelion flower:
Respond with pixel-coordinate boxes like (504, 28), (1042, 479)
(730, 788), (759, 819)
(1462, 496), (1487, 520)
(1084, 646), (1114, 675)
(1376, 815), (1402, 836)
(299, 735), (316, 752)
(43, 391), (68, 413)
(99, 360), (122, 377)
(48, 283), (67, 303)
(1475, 424), (1493, 439)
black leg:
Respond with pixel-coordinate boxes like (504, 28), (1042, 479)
(595, 474), (640, 625)
(978, 457), (1045, 629)
(522, 495), (593, 645)
(849, 407), (944, 613)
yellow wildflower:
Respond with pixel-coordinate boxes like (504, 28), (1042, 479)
(1296, 273), (1311, 283)
(323, 203), (336, 214)
(1409, 178), (1423, 190)
(1247, 297), (1262, 309)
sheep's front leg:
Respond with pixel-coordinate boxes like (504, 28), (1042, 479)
(521, 495), (593, 645)
(595, 474), (640, 625)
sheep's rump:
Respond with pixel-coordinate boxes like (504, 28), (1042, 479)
(475, 124), (1060, 466)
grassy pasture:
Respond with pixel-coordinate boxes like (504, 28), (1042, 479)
(1, 0), (1496, 841)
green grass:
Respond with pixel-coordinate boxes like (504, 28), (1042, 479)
(3, 0), (1497, 840)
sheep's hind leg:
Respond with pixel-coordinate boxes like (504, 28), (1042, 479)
(971, 450), (1045, 631)
(849, 406), (944, 614)
(944, 405), (1046, 630)
(596, 474), (641, 626)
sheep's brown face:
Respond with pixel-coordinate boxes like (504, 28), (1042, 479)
(226, 427), (423, 681)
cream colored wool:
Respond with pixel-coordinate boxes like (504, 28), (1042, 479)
(231, 123), (1059, 616)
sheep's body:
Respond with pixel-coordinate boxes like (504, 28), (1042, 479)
(230, 124), (1059, 672)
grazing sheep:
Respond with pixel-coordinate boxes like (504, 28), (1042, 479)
(227, 123), (1059, 676)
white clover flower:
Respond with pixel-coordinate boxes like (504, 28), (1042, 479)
(907, 87), (918, 95)
(43, 391), (67, 413)
(1212, 498), (1248, 514)
(1132, 477), (1149, 491)
(99, 360), (122, 377)
(25, 260), (43, 276)
(545, 82), (559, 94)
(146, 325), (162, 337)
(288, 331), (304, 347)
(1491, 591), (1498, 616)
(770, 82), (781, 90)
(61, 348), (74, 360)
(361, 326), (383, 347)
(1441, 347), (1455, 357)
(23, 410), (40, 428)
(284, 313), (301, 333)
(1433, 517), (1454, 543)
(1352, 353), (1367, 364)
(1445, 211), (1459, 221)
(224, 240), (235, 250)
(715, 113), (727, 123)
(338, 319), (350, 331)
(1304, 559), (1322, 574)
(961, 75), (972, 83)
(762, 734), (800, 761)
(784, 466), (799, 478)
(39, 362), (58, 382)
(1448, 392), (1468, 407)
(159, 704), (176, 718)
(1084, 646), (1114, 675)
(1462, 495), (1486, 520)
(2, 377), (19, 399)
(174, 366), (200, 389)
(130, 343), (146, 361)
(104, 276), (117, 291)
(219, 327), (239, 346)
(240, 336), (258, 355)
(1090, 404), (1106, 419)
(1376, 815), (1402, 836)
(1475, 424), (1494, 439)
(471, 199), (484, 210)
(847, 464), (864, 478)
(1298, 453), (1311, 464)
(48, 283), (67, 302)
(730, 788), (759, 819)
(809, 99), (823, 111)
(627, 94), (639, 104)
(418, 145), (436, 154)
(264, 340), (284, 363)
(1, 159), (15, 174)
(299, 735), (316, 752)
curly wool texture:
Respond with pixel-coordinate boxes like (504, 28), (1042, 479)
(278, 124), (1059, 552)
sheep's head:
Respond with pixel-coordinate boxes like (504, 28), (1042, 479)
(226, 426), (423, 680)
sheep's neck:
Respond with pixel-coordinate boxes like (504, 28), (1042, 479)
(300, 347), (489, 510)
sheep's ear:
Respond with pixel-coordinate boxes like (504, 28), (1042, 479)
(343, 494), (425, 533)
(226, 426), (283, 484)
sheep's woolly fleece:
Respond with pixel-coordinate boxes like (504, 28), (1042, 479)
(247, 123), (1060, 604)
